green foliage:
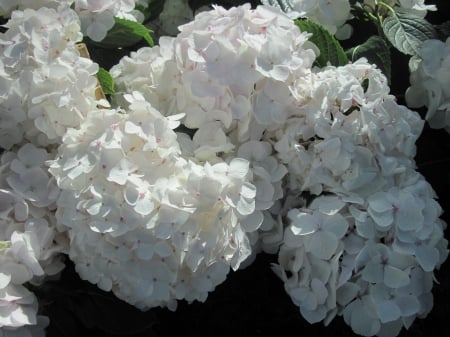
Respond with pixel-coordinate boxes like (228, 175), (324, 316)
(295, 19), (349, 68)
(97, 68), (115, 95)
(86, 17), (153, 49)
(382, 11), (438, 56)
(0, 241), (9, 250)
(346, 35), (391, 83)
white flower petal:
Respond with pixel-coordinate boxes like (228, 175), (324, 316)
(383, 265), (410, 289)
(308, 231), (338, 260)
(376, 300), (401, 323)
(415, 245), (439, 272)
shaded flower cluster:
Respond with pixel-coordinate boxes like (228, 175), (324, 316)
(406, 37), (450, 133)
(146, 0), (197, 38)
(270, 61), (448, 336)
(0, 143), (67, 334)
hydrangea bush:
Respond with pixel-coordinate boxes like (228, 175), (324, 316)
(0, 1), (449, 337)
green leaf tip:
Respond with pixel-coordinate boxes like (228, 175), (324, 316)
(97, 67), (115, 95)
(295, 19), (349, 68)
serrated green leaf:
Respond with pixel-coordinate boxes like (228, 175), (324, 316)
(382, 12), (437, 56)
(87, 17), (153, 49)
(346, 36), (391, 83)
(295, 19), (349, 68)
(97, 67), (115, 95)
(261, 0), (296, 13)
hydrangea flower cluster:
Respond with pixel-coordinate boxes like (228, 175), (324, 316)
(0, 6), (99, 149)
(111, 4), (313, 246)
(270, 60), (448, 336)
(49, 93), (260, 310)
(110, 5), (448, 336)
(0, 0), (70, 17)
(73, 0), (145, 41)
(0, 143), (67, 334)
(406, 37), (450, 133)
(0, 3), (448, 337)
(0, 0), (146, 41)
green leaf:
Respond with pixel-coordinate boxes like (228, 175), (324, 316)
(295, 19), (349, 68)
(346, 36), (391, 83)
(261, 0), (296, 13)
(382, 12), (437, 56)
(97, 67), (115, 95)
(87, 17), (153, 49)
(0, 241), (9, 251)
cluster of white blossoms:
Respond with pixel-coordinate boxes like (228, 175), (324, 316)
(406, 37), (450, 133)
(0, 6), (99, 149)
(270, 60), (448, 336)
(111, 5), (448, 336)
(0, 143), (67, 334)
(0, 0), (146, 41)
(111, 4), (314, 248)
(48, 93), (260, 309)
(73, 0), (146, 41)
(0, 2), (448, 337)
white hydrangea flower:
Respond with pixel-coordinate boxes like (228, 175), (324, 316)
(0, 1), (146, 42)
(111, 4), (316, 265)
(0, 6), (99, 149)
(276, 183), (447, 335)
(74, 0), (144, 41)
(0, 144), (66, 333)
(271, 59), (423, 200)
(49, 96), (259, 310)
(286, 200), (349, 260)
(269, 56), (447, 335)
(0, 284), (39, 329)
(289, 0), (352, 37)
(0, 144), (67, 282)
(406, 38), (450, 132)
(111, 3), (316, 151)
